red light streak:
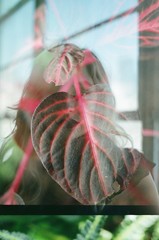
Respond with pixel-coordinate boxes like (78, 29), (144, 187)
(99, 0), (159, 48)
(143, 129), (159, 137)
(18, 97), (41, 114)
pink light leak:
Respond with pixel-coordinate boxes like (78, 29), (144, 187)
(0, 138), (33, 205)
(138, 1), (159, 47)
(98, 1), (142, 47)
(19, 97), (41, 114)
(15, 38), (43, 59)
(143, 128), (159, 137)
(99, 0), (159, 48)
(34, 4), (45, 38)
(33, 3), (45, 50)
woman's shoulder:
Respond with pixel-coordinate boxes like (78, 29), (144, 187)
(110, 173), (159, 206)
(109, 148), (159, 206)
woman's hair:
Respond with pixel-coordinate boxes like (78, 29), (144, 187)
(11, 43), (132, 204)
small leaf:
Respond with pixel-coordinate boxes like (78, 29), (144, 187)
(43, 44), (84, 86)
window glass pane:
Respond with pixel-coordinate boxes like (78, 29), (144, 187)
(0, 1), (34, 67)
(45, 0), (138, 111)
(117, 120), (142, 151)
(45, 0), (138, 41)
(0, 1), (34, 142)
(0, 0), (21, 16)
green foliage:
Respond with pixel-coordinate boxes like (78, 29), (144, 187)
(113, 215), (159, 240)
(75, 216), (107, 240)
(0, 138), (23, 195)
(0, 215), (159, 240)
(151, 219), (159, 240)
(0, 230), (31, 240)
(0, 215), (88, 240)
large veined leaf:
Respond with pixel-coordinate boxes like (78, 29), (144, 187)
(31, 83), (140, 204)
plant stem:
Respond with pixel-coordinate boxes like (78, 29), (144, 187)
(11, 137), (33, 193)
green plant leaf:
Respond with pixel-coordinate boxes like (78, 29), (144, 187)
(74, 216), (107, 240)
(0, 230), (31, 240)
(113, 215), (159, 240)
